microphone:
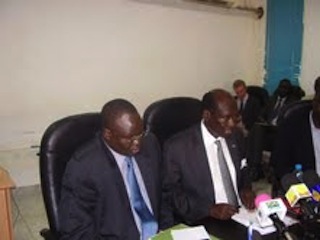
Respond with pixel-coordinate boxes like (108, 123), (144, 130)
(255, 193), (287, 228)
(282, 171), (320, 239)
(281, 173), (316, 221)
(255, 194), (297, 240)
(302, 170), (320, 202)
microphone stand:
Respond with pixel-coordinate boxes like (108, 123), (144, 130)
(269, 214), (298, 240)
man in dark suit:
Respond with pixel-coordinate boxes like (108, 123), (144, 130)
(59, 99), (161, 240)
(160, 89), (255, 229)
(247, 79), (297, 180)
(233, 79), (261, 132)
(271, 80), (320, 180)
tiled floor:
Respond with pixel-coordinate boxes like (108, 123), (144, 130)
(12, 185), (48, 240)
(11, 180), (271, 240)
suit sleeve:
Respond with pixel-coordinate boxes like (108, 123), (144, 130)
(160, 140), (212, 229)
(59, 157), (98, 240)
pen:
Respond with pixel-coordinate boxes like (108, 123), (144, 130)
(247, 221), (253, 240)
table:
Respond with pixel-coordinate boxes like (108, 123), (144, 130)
(0, 166), (15, 240)
(197, 218), (303, 240)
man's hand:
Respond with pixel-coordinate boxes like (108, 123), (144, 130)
(209, 203), (239, 220)
(240, 188), (256, 210)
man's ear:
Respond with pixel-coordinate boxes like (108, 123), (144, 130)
(103, 128), (112, 141)
(203, 110), (210, 121)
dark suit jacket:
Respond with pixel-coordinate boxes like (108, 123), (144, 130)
(260, 94), (296, 124)
(59, 133), (161, 240)
(271, 109), (316, 179)
(236, 95), (261, 130)
(160, 124), (251, 229)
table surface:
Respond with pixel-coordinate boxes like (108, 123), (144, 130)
(198, 218), (304, 240)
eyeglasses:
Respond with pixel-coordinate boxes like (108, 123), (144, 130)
(209, 110), (241, 125)
(112, 131), (145, 144)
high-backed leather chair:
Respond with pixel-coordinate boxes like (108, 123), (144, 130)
(247, 85), (269, 108)
(39, 113), (101, 240)
(143, 97), (202, 148)
(277, 99), (312, 126)
(270, 100), (312, 197)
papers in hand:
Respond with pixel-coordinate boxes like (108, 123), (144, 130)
(171, 225), (210, 240)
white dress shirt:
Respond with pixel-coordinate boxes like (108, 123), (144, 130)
(310, 112), (320, 175)
(107, 146), (154, 239)
(201, 121), (240, 204)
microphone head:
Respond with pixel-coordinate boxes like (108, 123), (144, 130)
(303, 170), (320, 202)
(281, 173), (300, 192)
(254, 194), (287, 228)
(254, 193), (271, 208)
(302, 169), (320, 187)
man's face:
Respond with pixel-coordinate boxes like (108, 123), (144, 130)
(103, 112), (144, 156)
(277, 81), (291, 98)
(204, 96), (240, 137)
(312, 95), (320, 129)
(234, 85), (247, 100)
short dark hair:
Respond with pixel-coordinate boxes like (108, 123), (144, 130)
(201, 89), (231, 112)
(279, 78), (292, 87)
(101, 99), (138, 129)
(233, 79), (246, 89)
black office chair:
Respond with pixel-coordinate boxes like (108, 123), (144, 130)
(270, 100), (312, 197)
(143, 97), (202, 148)
(39, 113), (101, 240)
(247, 85), (269, 108)
(277, 99), (312, 126)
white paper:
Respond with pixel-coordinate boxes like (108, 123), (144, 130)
(171, 225), (210, 240)
(231, 207), (298, 235)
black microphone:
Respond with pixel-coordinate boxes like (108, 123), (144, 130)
(302, 170), (320, 203)
(281, 172), (320, 239)
(281, 173), (316, 221)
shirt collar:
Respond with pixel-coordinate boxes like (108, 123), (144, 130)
(201, 120), (220, 147)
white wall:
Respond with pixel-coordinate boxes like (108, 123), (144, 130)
(300, 0), (320, 95)
(0, 0), (266, 151)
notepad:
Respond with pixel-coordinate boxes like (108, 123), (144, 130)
(171, 226), (210, 240)
(232, 207), (298, 235)
(150, 224), (220, 240)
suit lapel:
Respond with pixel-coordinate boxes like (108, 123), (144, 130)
(135, 154), (158, 216)
(98, 137), (132, 206)
(225, 134), (241, 185)
(193, 126), (216, 202)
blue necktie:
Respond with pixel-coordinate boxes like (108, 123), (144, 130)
(125, 157), (158, 240)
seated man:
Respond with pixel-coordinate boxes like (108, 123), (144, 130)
(233, 79), (261, 133)
(259, 79), (295, 125)
(271, 79), (320, 181)
(58, 99), (161, 240)
(247, 79), (297, 180)
(160, 89), (255, 229)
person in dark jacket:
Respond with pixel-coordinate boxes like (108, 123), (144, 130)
(160, 89), (255, 229)
(59, 99), (161, 240)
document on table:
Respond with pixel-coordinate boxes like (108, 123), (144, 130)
(171, 226), (211, 240)
(231, 207), (298, 235)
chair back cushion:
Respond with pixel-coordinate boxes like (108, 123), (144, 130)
(39, 113), (101, 236)
(277, 100), (312, 125)
(247, 85), (269, 108)
(143, 97), (202, 147)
